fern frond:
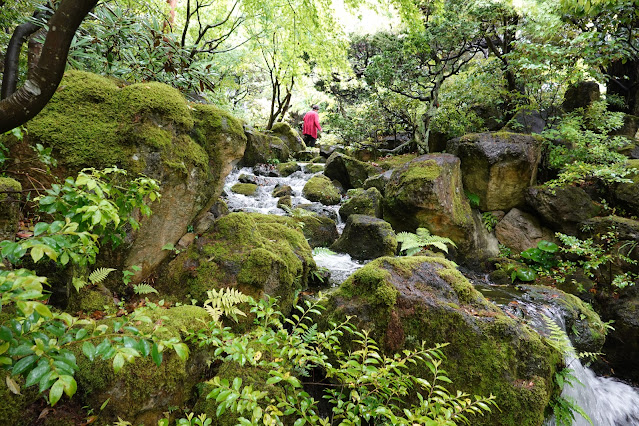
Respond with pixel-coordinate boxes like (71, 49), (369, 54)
(89, 267), (116, 285)
(72, 277), (88, 293)
(133, 283), (158, 295)
(204, 288), (250, 324)
(301, 323), (318, 344)
(312, 247), (336, 256)
(396, 232), (416, 242)
(542, 315), (572, 355)
(415, 228), (432, 238)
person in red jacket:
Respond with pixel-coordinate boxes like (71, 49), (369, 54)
(302, 105), (322, 147)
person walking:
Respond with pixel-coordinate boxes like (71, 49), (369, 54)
(302, 105), (322, 148)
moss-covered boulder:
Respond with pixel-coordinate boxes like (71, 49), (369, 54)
(288, 210), (338, 248)
(383, 154), (495, 260)
(324, 152), (381, 189)
(242, 126), (290, 166)
(302, 175), (341, 205)
(18, 71), (247, 284)
(0, 177), (21, 241)
(270, 122), (306, 153)
(526, 184), (602, 235)
(446, 132), (543, 211)
(339, 187), (383, 220)
(331, 215), (397, 260)
(231, 183), (258, 196)
(272, 184), (292, 198)
(276, 161), (301, 177)
(304, 163), (324, 174)
(159, 213), (315, 313)
(324, 257), (562, 426)
(277, 195), (292, 209)
(74, 305), (212, 425)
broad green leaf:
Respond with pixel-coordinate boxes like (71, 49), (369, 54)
(49, 379), (64, 405)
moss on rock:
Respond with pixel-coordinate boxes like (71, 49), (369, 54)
(159, 213), (315, 314)
(324, 256), (562, 426)
(231, 183), (258, 196)
(302, 175), (341, 205)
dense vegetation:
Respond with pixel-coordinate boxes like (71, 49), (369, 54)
(1, 0), (639, 424)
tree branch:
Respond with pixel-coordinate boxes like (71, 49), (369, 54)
(0, 0), (99, 133)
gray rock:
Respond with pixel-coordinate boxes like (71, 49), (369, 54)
(324, 152), (382, 189)
(495, 208), (555, 254)
(562, 81), (601, 112)
(331, 214), (397, 260)
(447, 132), (543, 211)
(339, 187), (383, 220)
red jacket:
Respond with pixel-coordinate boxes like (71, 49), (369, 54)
(302, 110), (322, 139)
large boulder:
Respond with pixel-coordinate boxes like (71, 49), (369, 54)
(526, 185), (602, 235)
(324, 152), (381, 189)
(363, 170), (392, 195)
(446, 132), (543, 211)
(383, 154), (496, 260)
(331, 215), (397, 260)
(289, 210), (338, 248)
(269, 122), (306, 153)
(495, 208), (555, 254)
(324, 257), (562, 426)
(302, 175), (341, 205)
(339, 187), (383, 220)
(242, 126), (290, 166)
(158, 213), (315, 313)
(15, 71), (246, 284)
(0, 177), (21, 242)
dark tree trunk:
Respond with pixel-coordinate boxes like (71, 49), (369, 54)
(1, 13), (43, 99)
(606, 59), (639, 116)
(27, 29), (46, 80)
(0, 0), (99, 133)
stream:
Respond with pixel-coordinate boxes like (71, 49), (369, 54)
(221, 163), (639, 425)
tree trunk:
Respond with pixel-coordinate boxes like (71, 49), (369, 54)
(0, 0), (99, 133)
(607, 59), (639, 116)
(27, 29), (46, 80)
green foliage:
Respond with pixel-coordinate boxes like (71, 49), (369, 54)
(543, 101), (632, 187)
(396, 228), (457, 256)
(482, 212), (499, 232)
(465, 191), (480, 208)
(132, 284), (159, 295)
(0, 167), (159, 267)
(0, 269), (184, 406)
(556, 231), (638, 288)
(521, 240), (559, 271)
(188, 296), (497, 425)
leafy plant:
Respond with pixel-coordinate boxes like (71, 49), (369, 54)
(122, 265), (142, 286)
(465, 191), (480, 208)
(132, 283), (158, 295)
(396, 227), (457, 256)
(520, 240), (559, 271)
(188, 296), (497, 425)
(482, 212), (499, 232)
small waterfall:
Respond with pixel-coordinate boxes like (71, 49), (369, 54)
(313, 251), (365, 286)
(471, 276), (639, 426)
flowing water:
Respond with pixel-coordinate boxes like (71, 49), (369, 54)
(222, 164), (639, 425)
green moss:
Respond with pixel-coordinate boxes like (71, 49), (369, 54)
(26, 70), (211, 176)
(231, 183), (258, 196)
(401, 159), (441, 182)
(161, 213), (314, 313)
(305, 163), (324, 173)
(375, 153), (419, 171)
(302, 175), (341, 205)
(66, 289), (112, 313)
(0, 177), (20, 202)
(277, 161), (300, 177)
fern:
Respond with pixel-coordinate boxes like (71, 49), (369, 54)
(300, 323), (318, 344)
(312, 247), (336, 256)
(133, 283), (158, 295)
(89, 267), (116, 285)
(542, 315), (572, 355)
(204, 288), (251, 324)
(397, 228), (456, 255)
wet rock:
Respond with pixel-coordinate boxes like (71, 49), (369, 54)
(158, 212), (314, 313)
(324, 152), (381, 189)
(363, 170), (393, 196)
(302, 175), (341, 205)
(290, 210), (338, 248)
(526, 185), (602, 235)
(495, 208), (555, 254)
(231, 183), (258, 196)
(296, 204), (338, 221)
(339, 187), (383, 220)
(562, 81), (601, 112)
(238, 173), (259, 184)
(252, 163), (280, 177)
(277, 195), (292, 210)
(383, 154), (496, 260)
(277, 161), (301, 177)
(272, 184), (292, 198)
(294, 150), (316, 161)
(242, 126), (290, 166)
(331, 215), (397, 260)
(446, 132), (543, 211)
(323, 257), (562, 426)
(319, 144), (345, 158)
